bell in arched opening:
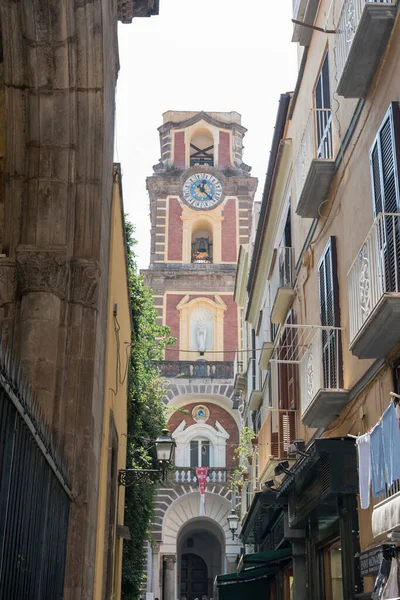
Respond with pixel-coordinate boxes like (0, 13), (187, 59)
(191, 237), (212, 264)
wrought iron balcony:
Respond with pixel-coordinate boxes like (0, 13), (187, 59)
(258, 307), (274, 370)
(336, 0), (397, 98)
(295, 108), (335, 218)
(258, 409), (297, 483)
(372, 478), (400, 541)
(172, 467), (232, 485)
(270, 247), (295, 324)
(271, 325), (349, 428)
(154, 360), (234, 379)
(292, 0), (320, 46)
(348, 213), (400, 358)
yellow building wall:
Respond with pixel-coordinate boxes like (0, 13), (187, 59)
(286, 5), (400, 589)
(94, 167), (131, 599)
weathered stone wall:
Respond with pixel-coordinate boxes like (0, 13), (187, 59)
(0, 1), (156, 598)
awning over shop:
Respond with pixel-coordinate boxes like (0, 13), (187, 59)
(240, 489), (286, 544)
(277, 436), (358, 527)
(216, 548), (292, 600)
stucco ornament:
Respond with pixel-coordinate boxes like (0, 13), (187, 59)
(70, 259), (100, 308)
(359, 244), (371, 323)
(307, 343), (315, 403)
(16, 246), (68, 298)
(192, 405), (210, 423)
(345, 0), (356, 45)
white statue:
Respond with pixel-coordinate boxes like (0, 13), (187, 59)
(196, 324), (207, 352)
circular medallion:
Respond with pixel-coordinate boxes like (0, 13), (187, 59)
(192, 405), (210, 423)
(182, 173), (223, 210)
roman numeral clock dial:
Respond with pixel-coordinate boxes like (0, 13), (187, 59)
(182, 173), (223, 210)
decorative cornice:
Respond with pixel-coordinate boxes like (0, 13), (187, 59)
(117, 0), (159, 23)
(70, 259), (100, 309)
(158, 111), (247, 135)
(16, 246), (68, 299)
(0, 259), (16, 306)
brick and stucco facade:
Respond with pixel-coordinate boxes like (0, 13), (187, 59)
(141, 111), (257, 600)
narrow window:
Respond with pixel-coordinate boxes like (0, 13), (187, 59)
(314, 52), (332, 160)
(190, 439), (211, 467)
(318, 238), (341, 389)
(370, 103), (400, 293)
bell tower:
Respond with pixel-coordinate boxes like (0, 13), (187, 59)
(143, 111), (257, 363)
(141, 111), (257, 600)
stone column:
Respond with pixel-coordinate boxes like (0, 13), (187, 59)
(152, 542), (161, 599)
(163, 555), (176, 600)
(292, 541), (307, 600)
(226, 554), (237, 574)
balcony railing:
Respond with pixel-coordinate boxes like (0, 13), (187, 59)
(258, 410), (297, 480)
(154, 360), (234, 379)
(348, 213), (400, 358)
(172, 467), (231, 484)
(270, 247), (295, 324)
(336, 0), (397, 98)
(372, 478), (400, 540)
(295, 109), (335, 218)
(271, 325), (349, 428)
(234, 350), (247, 392)
(258, 308), (274, 370)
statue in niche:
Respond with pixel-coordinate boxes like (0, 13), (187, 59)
(196, 323), (207, 353)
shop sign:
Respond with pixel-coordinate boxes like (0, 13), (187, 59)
(359, 545), (391, 576)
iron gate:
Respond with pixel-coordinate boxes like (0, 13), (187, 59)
(0, 356), (71, 599)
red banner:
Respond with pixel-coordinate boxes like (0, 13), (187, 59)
(196, 467), (208, 493)
(195, 467), (208, 515)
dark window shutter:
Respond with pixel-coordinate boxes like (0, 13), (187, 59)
(318, 238), (342, 388)
(278, 311), (299, 410)
(370, 102), (400, 217)
(190, 441), (198, 468)
(370, 104), (400, 292)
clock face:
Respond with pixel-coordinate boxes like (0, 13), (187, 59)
(182, 173), (223, 209)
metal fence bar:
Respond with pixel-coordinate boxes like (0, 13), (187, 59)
(348, 212), (400, 344)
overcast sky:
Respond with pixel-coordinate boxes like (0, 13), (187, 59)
(115, 0), (298, 269)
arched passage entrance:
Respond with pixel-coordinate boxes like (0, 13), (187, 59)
(177, 518), (224, 600)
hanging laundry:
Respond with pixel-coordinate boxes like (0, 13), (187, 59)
(382, 402), (400, 485)
(382, 556), (399, 599)
(372, 557), (390, 600)
(356, 432), (371, 509)
(370, 421), (386, 498)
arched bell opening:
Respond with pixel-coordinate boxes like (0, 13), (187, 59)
(191, 220), (213, 264)
(189, 127), (214, 168)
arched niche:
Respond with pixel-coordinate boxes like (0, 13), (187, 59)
(176, 295), (227, 361)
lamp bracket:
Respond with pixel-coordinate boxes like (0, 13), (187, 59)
(118, 469), (160, 487)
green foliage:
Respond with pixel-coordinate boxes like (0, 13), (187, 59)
(233, 425), (256, 461)
(228, 427), (256, 493)
(122, 221), (175, 600)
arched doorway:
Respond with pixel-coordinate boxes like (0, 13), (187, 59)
(180, 553), (208, 600)
(177, 517), (224, 600)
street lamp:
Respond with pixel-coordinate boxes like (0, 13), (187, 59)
(118, 428), (176, 487)
(227, 509), (239, 541)
(155, 428), (176, 480)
